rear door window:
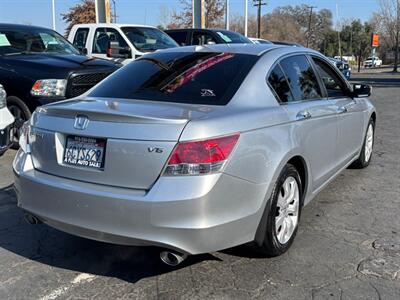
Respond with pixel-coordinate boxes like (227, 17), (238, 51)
(89, 51), (258, 105)
(279, 55), (322, 101)
(73, 28), (89, 50)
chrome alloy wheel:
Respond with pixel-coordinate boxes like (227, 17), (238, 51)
(364, 124), (374, 162)
(275, 176), (300, 244)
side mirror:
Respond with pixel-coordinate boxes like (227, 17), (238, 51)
(107, 41), (131, 58)
(352, 83), (372, 98)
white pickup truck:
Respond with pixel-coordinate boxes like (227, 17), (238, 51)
(0, 84), (14, 156)
(68, 23), (179, 65)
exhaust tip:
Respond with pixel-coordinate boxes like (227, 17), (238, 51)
(24, 213), (42, 225)
(160, 251), (187, 266)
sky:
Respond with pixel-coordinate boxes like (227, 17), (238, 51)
(0, 0), (380, 35)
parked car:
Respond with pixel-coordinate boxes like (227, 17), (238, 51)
(0, 23), (119, 147)
(68, 24), (179, 65)
(165, 28), (252, 46)
(364, 56), (382, 68)
(249, 37), (272, 44)
(329, 57), (352, 80)
(0, 84), (14, 156)
(14, 44), (376, 266)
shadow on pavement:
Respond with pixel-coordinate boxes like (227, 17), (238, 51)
(351, 75), (400, 88)
(0, 184), (220, 283)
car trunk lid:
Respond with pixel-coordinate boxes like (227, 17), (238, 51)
(29, 98), (199, 190)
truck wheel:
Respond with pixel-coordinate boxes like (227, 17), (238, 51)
(7, 96), (31, 149)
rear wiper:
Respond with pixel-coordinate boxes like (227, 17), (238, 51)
(136, 57), (171, 71)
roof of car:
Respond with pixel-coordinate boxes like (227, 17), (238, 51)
(165, 28), (237, 32)
(159, 43), (314, 56)
(72, 23), (158, 29)
(0, 23), (54, 31)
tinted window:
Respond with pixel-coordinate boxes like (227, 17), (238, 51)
(122, 27), (178, 52)
(313, 58), (347, 98)
(90, 52), (258, 105)
(215, 30), (251, 43)
(93, 28), (128, 54)
(192, 31), (217, 45)
(268, 65), (293, 103)
(73, 28), (89, 50)
(0, 27), (79, 55)
(280, 55), (322, 101)
(167, 31), (187, 46)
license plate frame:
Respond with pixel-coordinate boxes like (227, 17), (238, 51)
(63, 135), (107, 169)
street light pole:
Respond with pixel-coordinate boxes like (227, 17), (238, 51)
(225, 0), (229, 30)
(52, 0), (56, 30)
(112, 0), (117, 23)
(244, 0), (248, 36)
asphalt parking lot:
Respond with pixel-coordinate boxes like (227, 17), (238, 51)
(0, 73), (399, 299)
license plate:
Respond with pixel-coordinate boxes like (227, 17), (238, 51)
(63, 136), (106, 169)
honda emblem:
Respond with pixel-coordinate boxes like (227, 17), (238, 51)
(74, 115), (89, 130)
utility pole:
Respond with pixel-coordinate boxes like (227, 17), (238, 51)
(244, 0), (248, 36)
(253, 0), (266, 38)
(193, 0), (205, 28)
(306, 5), (316, 48)
(51, 0), (56, 30)
(112, 0), (116, 23)
(225, 0), (229, 30)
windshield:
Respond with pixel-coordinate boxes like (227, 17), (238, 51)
(121, 27), (178, 52)
(215, 30), (251, 44)
(0, 27), (79, 55)
(89, 51), (258, 105)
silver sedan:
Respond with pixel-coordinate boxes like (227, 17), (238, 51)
(13, 44), (376, 266)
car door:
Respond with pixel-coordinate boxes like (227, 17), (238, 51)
(311, 56), (365, 167)
(72, 27), (89, 53)
(268, 55), (338, 191)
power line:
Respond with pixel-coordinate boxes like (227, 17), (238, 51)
(253, 0), (266, 38)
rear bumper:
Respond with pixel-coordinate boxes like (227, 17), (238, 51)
(13, 150), (268, 254)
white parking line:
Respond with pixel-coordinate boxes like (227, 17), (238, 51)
(39, 273), (96, 300)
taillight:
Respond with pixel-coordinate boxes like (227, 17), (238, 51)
(164, 133), (240, 176)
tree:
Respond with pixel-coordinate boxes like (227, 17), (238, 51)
(62, 0), (96, 36)
(169, 0), (225, 29)
(260, 5), (333, 48)
(374, 0), (399, 71)
(61, 0), (115, 36)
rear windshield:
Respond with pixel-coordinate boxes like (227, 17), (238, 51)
(89, 51), (258, 105)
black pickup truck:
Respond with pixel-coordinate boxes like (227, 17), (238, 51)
(0, 24), (119, 147)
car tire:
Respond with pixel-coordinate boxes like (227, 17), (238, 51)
(350, 118), (375, 169)
(7, 96), (32, 149)
(253, 164), (303, 257)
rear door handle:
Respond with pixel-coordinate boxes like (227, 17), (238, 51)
(336, 106), (348, 114)
(296, 111), (312, 120)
